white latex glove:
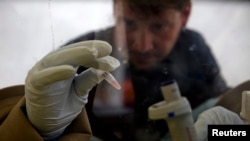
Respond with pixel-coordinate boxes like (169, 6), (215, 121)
(194, 106), (244, 141)
(25, 40), (120, 140)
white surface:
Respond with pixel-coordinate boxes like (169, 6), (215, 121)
(187, 0), (250, 87)
(1, 0), (250, 88)
(0, 0), (114, 88)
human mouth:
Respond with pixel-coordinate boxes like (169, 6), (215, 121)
(131, 53), (154, 64)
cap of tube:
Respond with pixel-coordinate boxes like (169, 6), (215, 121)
(160, 80), (181, 103)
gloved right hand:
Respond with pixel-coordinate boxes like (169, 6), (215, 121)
(25, 40), (120, 140)
(194, 106), (244, 141)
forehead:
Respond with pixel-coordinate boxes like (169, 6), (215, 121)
(115, 0), (182, 13)
(115, 1), (181, 20)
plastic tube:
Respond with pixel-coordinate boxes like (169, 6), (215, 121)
(148, 80), (198, 141)
(102, 71), (121, 90)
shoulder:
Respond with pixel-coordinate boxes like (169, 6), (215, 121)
(0, 85), (25, 120)
(0, 85), (24, 101)
(184, 28), (203, 39)
(63, 26), (114, 46)
(174, 28), (219, 70)
(179, 28), (207, 47)
(176, 28), (212, 55)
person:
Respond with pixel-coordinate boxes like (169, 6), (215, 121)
(0, 0), (230, 141)
(63, 0), (229, 140)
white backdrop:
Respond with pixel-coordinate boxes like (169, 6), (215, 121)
(1, 0), (250, 88)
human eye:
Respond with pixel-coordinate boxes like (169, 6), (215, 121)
(123, 18), (136, 31)
(150, 22), (170, 33)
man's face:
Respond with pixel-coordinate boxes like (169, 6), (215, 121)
(114, 1), (190, 71)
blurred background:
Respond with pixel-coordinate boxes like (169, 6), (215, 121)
(0, 0), (250, 88)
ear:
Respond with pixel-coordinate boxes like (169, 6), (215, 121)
(181, 4), (192, 27)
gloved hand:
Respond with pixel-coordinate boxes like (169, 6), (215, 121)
(194, 106), (244, 141)
(25, 40), (120, 140)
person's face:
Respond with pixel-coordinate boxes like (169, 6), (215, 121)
(114, 1), (191, 70)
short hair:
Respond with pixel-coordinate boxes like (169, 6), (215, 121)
(114, 0), (191, 15)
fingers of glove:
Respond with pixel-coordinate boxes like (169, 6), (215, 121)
(64, 40), (112, 56)
(27, 65), (76, 89)
(41, 40), (112, 68)
(197, 106), (244, 125)
(86, 55), (120, 71)
(74, 56), (120, 96)
(74, 68), (106, 96)
(194, 117), (208, 141)
(195, 106), (244, 141)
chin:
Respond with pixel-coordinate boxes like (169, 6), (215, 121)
(133, 63), (158, 71)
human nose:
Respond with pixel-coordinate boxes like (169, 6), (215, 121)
(133, 29), (153, 53)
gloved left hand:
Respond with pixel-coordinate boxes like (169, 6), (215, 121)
(25, 40), (120, 140)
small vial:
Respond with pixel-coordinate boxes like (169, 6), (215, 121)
(161, 80), (181, 103)
(102, 72), (121, 90)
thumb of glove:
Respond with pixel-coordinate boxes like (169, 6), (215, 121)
(74, 55), (120, 97)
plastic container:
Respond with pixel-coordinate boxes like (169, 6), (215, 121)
(240, 91), (250, 124)
(148, 80), (198, 141)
